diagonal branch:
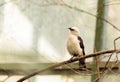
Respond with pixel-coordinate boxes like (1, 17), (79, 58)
(17, 49), (120, 82)
(61, 3), (120, 32)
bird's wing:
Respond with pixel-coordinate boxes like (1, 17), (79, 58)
(78, 36), (85, 55)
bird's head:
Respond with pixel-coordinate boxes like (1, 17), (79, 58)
(68, 27), (80, 35)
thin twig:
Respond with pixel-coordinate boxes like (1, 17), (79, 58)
(65, 65), (81, 75)
(114, 36), (120, 50)
(114, 36), (120, 63)
(103, 53), (113, 73)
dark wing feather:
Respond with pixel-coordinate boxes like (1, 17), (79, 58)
(78, 36), (85, 55)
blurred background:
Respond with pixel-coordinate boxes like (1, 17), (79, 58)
(0, 0), (120, 82)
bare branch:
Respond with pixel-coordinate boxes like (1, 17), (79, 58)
(114, 36), (120, 62)
(103, 53), (113, 73)
(61, 3), (120, 32)
(17, 49), (120, 82)
(95, 56), (100, 82)
(114, 36), (120, 51)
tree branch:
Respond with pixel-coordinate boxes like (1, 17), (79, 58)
(17, 49), (120, 82)
(95, 56), (100, 82)
(61, 3), (120, 32)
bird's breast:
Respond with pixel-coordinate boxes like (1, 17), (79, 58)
(67, 35), (82, 56)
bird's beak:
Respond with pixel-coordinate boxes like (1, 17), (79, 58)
(68, 28), (71, 30)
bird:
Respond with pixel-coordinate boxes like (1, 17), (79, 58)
(67, 26), (86, 70)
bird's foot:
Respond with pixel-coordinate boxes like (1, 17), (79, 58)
(69, 56), (75, 61)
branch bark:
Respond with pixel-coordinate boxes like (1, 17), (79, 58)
(17, 49), (120, 82)
(95, 56), (100, 82)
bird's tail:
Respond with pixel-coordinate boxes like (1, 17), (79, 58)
(79, 59), (86, 70)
